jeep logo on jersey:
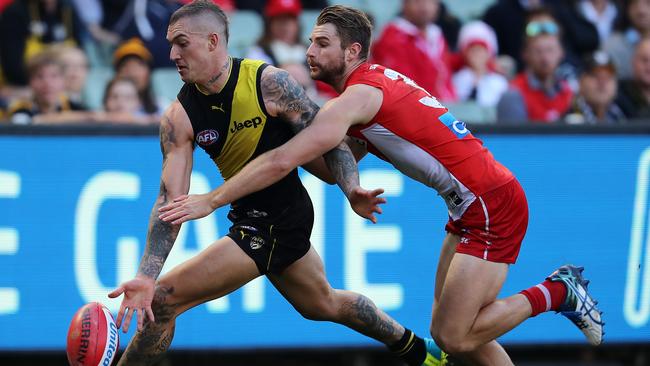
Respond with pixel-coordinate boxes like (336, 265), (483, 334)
(196, 129), (219, 146)
(438, 112), (470, 139)
(230, 116), (263, 134)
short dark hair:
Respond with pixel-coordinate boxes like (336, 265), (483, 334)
(169, 0), (230, 43)
(317, 5), (372, 60)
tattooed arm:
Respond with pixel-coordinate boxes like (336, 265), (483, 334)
(158, 74), (386, 224)
(261, 66), (359, 195)
(109, 101), (194, 332)
(138, 102), (194, 279)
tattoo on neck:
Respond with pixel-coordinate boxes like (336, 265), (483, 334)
(207, 58), (230, 86)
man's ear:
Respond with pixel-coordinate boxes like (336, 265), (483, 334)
(208, 33), (220, 51)
(346, 42), (363, 62)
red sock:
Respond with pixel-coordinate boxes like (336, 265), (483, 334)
(520, 280), (567, 316)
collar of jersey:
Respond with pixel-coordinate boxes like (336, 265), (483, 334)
(194, 56), (233, 95)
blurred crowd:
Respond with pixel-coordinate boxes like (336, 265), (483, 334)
(0, 0), (649, 126)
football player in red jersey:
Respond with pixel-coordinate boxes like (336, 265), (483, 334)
(160, 5), (604, 365)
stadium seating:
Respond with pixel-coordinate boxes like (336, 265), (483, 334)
(82, 66), (114, 110)
(443, 0), (495, 22)
(300, 10), (322, 44)
(446, 102), (497, 125)
(152, 68), (184, 104)
(227, 10), (263, 58)
(328, 0), (365, 8)
(364, 0), (401, 31)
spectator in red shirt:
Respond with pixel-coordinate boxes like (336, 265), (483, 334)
(371, 0), (456, 101)
(497, 17), (573, 123)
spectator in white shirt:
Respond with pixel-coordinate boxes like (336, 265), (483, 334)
(452, 21), (509, 107)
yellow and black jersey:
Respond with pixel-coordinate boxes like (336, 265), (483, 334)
(8, 95), (85, 124)
(177, 58), (304, 212)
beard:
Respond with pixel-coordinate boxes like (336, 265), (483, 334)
(309, 55), (346, 85)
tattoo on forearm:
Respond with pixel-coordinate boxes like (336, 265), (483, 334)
(140, 121), (181, 279)
(139, 201), (179, 279)
(341, 295), (399, 343)
(324, 143), (360, 197)
(261, 69), (319, 133)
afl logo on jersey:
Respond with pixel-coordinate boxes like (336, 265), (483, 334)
(196, 129), (219, 146)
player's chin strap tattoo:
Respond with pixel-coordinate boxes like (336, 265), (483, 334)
(262, 68), (360, 197)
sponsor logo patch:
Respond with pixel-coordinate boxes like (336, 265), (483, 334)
(438, 112), (470, 139)
(250, 236), (265, 250)
(196, 129), (219, 146)
(246, 209), (268, 218)
(230, 116), (263, 134)
(211, 103), (225, 113)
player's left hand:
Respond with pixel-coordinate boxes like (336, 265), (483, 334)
(158, 193), (214, 224)
(108, 275), (156, 333)
(348, 186), (386, 223)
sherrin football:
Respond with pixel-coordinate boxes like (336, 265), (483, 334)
(66, 302), (120, 366)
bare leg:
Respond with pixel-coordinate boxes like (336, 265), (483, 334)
(431, 234), (523, 365)
(268, 247), (404, 345)
(117, 237), (260, 366)
(430, 234), (532, 365)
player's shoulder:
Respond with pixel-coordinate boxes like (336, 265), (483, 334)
(341, 83), (382, 100)
(258, 64), (304, 102)
(259, 64), (291, 88)
(161, 100), (194, 138)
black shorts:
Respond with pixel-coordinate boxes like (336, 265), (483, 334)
(226, 188), (314, 275)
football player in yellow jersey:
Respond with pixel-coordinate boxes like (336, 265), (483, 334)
(108, 1), (445, 366)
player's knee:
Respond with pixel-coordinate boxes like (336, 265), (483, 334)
(297, 298), (338, 321)
(431, 329), (476, 355)
(295, 290), (338, 321)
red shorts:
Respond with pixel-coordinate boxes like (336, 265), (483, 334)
(445, 179), (529, 264)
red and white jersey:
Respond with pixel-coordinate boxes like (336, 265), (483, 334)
(346, 63), (514, 220)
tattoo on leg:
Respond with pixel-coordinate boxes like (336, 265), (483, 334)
(118, 286), (177, 366)
(341, 295), (400, 343)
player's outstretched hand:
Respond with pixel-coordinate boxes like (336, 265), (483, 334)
(108, 275), (156, 333)
(348, 186), (386, 223)
(158, 193), (214, 225)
